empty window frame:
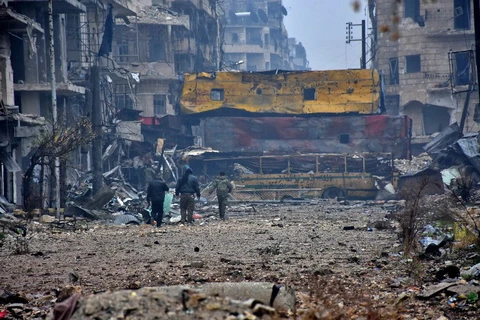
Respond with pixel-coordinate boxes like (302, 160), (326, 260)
(116, 40), (129, 62)
(389, 58), (399, 85)
(210, 88), (224, 101)
(474, 104), (480, 123)
(153, 94), (167, 114)
(454, 0), (471, 30)
(404, 0), (420, 19)
(303, 88), (316, 100)
(232, 33), (239, 43)
(339, 134), (350, 144)
(453, 51), (471, 86)
(149, 40), (165, 62)
(405, 55), (421, 73)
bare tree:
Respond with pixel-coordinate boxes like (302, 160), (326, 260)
(22, 118), (95, 213)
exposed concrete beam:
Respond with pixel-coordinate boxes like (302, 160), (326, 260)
(0, 7), (44, 33)
(14, 82), (86, 95)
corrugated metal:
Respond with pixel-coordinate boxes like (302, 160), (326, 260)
(180, 69), (380, 115)
(199, 115), (411, 159)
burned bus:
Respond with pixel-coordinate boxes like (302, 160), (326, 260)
(186, 152), (397, 200)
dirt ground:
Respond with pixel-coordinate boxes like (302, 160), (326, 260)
(1, 200), (479, 319)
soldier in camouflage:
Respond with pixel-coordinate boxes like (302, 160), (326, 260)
(175, 166), (200, 224)
(210, 172), (233, 220)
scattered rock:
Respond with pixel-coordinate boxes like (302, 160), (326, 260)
(446, 284), (480, 296)
(394, 292), (409, 305)
(39, 215), (55, 223)
(190, 261), (205, 268)
(417, 283), (456, 300)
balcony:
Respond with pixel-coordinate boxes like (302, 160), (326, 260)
(172, 0), (216, 19)
(8, 0), (86, 14)
(0, 6), (44, 33)
(14, 82), (86, 96)
(224, 40), (266, 55)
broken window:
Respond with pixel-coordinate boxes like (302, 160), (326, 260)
(404, 0), (420, 20)
(149, 39), (165, 62)
(303, 88), (316, 100)
(474, 104), (480, 123)
(246, 28), (262, 45)
(116, 40), (129, 63)
(115, 94), (133, 110)
(339, 134), (350, 144)
(454, 0), (471, 30)
(405, 55), (421, 73)
(232, 33), (239, 43)
(153, 94), (166, 114)
(210, 88), (224, 101)
(175, 54), (192, 73)
(389, 58), (399, 85)
(453, 51), (471, 86)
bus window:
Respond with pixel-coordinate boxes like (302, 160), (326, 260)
(290, 156), (317, 173)
(261, 157), (289, 174)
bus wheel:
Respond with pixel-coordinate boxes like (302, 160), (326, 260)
(281, 195), (295, 202)
(322, 187), (344, 199)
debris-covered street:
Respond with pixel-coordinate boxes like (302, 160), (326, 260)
(1, 197), (480, 319)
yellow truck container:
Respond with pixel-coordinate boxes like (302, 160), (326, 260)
(180, 69), (381, 115)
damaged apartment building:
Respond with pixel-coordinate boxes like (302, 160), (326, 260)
(370, 0), (478, 154)
(0, 0), (222, 206)
(221, 0), (305, 71)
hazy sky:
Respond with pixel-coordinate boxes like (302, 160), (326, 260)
(283, 0), (369, 70)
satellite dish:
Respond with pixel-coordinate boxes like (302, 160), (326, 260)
(258, 9), (268, 23)
(281, 5), (288, 16)
(250, 11), (259, 23)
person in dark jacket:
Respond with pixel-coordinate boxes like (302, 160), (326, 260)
(175, 166), (200, 224)
(209, 172), (233, 220)
(146, 173), (170, 227)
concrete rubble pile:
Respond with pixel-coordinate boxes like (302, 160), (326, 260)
(47, 283), (295, 320)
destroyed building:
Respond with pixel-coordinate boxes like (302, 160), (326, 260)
(288, 37), (309, 71)
(370, 0), (478, 154)
(0, 0), (225, 207)
(221, 0), (293, 71)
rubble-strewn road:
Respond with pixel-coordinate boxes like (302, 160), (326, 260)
(0, 201), (478, 319)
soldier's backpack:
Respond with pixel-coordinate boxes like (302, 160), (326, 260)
(217, 179), (231, 194)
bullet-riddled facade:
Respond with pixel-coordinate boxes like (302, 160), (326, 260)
(371, 0), (478, 150)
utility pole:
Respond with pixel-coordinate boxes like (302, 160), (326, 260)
(346, 19), (367, 69)
(91, 66), (103, 195)
(48, 0), (61, 219)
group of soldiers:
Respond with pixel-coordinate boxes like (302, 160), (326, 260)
(146, 166), (233, 227)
